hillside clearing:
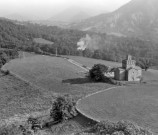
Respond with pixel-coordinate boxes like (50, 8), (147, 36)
(33, 38), (54, 45)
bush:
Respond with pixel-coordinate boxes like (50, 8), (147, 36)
(92, 120), (153, 135)
(89, 64), (109, 82)
(136, 58), (151, 71)
(1, 69), (10, 75)
(50, 94), (78, 122)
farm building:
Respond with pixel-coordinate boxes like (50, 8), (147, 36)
(114, 55), (142, 81)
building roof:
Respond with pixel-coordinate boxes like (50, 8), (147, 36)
(116, 67), (126, 71)
(127, 66), (142, 70)
(116, 66), (141, 71)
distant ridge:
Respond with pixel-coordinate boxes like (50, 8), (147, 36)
(71, 0), (158, 42)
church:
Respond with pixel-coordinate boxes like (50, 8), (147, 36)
(114, 55), (142, 82)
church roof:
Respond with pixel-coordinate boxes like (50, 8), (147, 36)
(116, 66), (141, 71)
(127, 66), (142, 70)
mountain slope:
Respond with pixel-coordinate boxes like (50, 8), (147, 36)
(71, 0), (158, 42)
(5, 13), (29, 21)
(48, 7), (92, 23)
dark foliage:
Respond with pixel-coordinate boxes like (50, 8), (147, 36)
(50, 94), (78, 122)
(136, 58), (152, 71)
(0, 49), (18, 68)
(89, 64), (109, 82)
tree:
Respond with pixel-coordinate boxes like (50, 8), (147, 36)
(89, 64), (109, 82)
(0, 52), (8, 67)
(50, 95), (77, 121)
(136, 58), (151, 71)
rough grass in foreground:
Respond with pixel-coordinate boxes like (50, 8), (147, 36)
(79, 120), (153, 135)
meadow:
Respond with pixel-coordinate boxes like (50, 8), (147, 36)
(77, 84), (158, 133)
(2, 54), (158, 134)
(33, 38), (54, 45)
(1, 54), (112, 134)
(3, 55), (113, 99)
(0, 72), (50, 120)
(67, 55), (122, 68)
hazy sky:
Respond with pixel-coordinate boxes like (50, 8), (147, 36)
(0, 0), (131, 20)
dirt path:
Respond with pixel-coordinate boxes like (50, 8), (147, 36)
(67, 59), (90, 72)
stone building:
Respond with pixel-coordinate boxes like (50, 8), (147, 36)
(114, 55), (142, 81)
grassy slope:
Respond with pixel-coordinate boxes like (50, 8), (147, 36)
(0, 72), (50, 120)
(3, 55), (113, 99)
(66, 56), (122, 68)
(33, 38), (54, 45)
(1, 54), (114, 134)
(77, 84), (158, 133)
(3, 54), (158, 134)
(0, 72), (97, 135)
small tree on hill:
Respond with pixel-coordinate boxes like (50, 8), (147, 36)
(0, 52), (8, 68)
(89, 64), (110, 82)
(50, 94), (78, 121)
(136, 58), (151, 71)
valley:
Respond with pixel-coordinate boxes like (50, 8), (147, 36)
(1, 0), (158, 134)
(1, 53), (158, 134)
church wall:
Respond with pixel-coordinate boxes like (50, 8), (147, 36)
(127, 69), (142, 81)
(114, 68), (126, 81)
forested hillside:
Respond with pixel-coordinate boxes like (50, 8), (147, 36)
(0, 18), (86, 55)
(0, 18), (158, 66)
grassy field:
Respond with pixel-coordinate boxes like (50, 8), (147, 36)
(2, 54), (158, 134)
(33, 38), (54, 45)
(77, 84), (158, 133)
(66, 56), (121, 68)
(0, 71), (97, 134)
(0, 72), (51, 120)
(3, 55), (113, 98)
(1, 54), (112, 134)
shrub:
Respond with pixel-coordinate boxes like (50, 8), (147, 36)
(89, 64), (109, 82)
(92, 120), (153, 135)
(88, 64), (121, 85)
(136, 58), (151, 71)
(50, 94), (78, 122)
(1, 69), (10, 75)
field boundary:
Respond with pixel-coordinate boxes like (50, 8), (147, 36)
(67, 59), (90, 71)
(76, 86), (124, 122)
(2, 54), (120, 123)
